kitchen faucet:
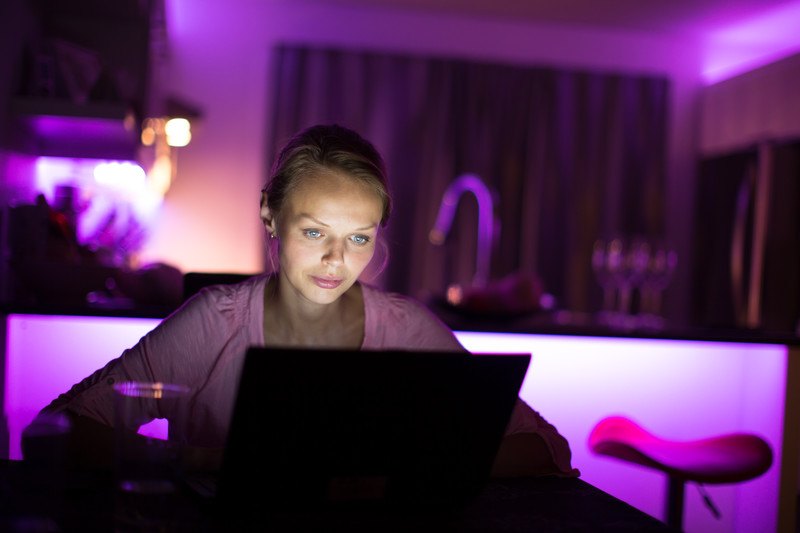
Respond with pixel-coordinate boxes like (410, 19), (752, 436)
(428, 173), (497, 288)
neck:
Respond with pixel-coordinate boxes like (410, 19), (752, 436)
(263, 274), (363, 348)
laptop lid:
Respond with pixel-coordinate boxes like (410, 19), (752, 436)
(216, 347), (530, 519)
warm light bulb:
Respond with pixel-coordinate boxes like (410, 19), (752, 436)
(140, 118), (163, 146)
(140, 126), (156, 146)
(164, 117), (192, 147)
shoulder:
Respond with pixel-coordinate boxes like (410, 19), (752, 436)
(362, 283), (426, 311)
(361, 283), (465, 352)
(161, 274), (267, 331)
(131, 274), (267, 383)
(362, 283), (445, 324)
(185, 274), (266, 311)
(191, 273), (266, 299)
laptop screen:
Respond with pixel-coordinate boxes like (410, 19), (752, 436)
(216, 347), (530, 519)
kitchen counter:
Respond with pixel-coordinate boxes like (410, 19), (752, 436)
(1, 308), (798, 532)
(427, 298), (800, 345)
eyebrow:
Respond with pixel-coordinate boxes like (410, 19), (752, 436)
(297, 214), (377, 232)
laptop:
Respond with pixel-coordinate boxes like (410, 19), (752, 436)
(215, 347), (530, 525)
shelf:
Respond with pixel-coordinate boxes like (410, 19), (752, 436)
(10, 97), (140, 160)
(11, 97), (133, 120)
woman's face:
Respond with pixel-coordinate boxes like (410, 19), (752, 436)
(271, 169), (384, 306)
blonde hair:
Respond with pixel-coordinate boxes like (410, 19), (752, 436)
(264, 124), (391, 226)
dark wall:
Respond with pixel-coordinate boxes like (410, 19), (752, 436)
(29, 0), (153, 115)
(0, 0), (38, 150)
(0, 0), (156, 158)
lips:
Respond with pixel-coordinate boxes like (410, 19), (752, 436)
(312, 276), (344, 289)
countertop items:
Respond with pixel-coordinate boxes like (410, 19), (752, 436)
(427, 296), (800, 346)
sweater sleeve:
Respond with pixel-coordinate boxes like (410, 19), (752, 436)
(39, 286), (241, 427)
(505, 398), (580, 477)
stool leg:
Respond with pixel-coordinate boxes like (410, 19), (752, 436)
(665, 476), (685, 530)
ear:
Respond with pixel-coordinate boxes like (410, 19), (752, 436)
(260, 191), (278, 237)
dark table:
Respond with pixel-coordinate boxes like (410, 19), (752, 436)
(0, 459), (675, 532)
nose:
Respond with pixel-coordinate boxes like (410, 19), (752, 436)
(323, 240), (344, 266)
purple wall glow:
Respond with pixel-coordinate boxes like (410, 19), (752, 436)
(703, 1), (800, 83)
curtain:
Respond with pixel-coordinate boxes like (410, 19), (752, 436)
(266, 44), (669, 314)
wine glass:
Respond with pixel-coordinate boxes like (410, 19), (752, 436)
(638, 245), (678, 329)
(619, 237), (650, 320)
(591, 239), (615, 315)
(592, 237), (627, 326)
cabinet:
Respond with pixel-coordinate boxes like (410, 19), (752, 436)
(0, 0), (168, 309)
(3, 0), (160, 159)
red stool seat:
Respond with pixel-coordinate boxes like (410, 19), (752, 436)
(588, 416), (773, 529)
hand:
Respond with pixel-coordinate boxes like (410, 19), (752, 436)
(22, 410), (115, 471)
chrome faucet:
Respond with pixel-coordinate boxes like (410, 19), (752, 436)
(428, 173), (497, 288)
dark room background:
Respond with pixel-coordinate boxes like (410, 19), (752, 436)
(266, 44), (669, 315)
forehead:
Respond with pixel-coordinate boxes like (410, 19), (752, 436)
(283, 169), (383, 220)
(293, 168), (360, 193)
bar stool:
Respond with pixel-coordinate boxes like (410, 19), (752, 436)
(588, 416), (773, 531)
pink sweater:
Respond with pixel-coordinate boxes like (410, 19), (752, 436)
(44, 274), (577, 475)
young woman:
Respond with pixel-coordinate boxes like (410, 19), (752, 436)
(24, 124), (578, 478)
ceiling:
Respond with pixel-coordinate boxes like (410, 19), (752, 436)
(317, 0), (798, 36)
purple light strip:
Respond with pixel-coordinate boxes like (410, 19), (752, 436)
(702, 1), (800, 84)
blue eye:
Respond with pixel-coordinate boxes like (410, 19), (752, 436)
(351, 234), (371, 246)
(303, 229), (322, 239)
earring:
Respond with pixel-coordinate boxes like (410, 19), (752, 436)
(270, 233), (276, 239)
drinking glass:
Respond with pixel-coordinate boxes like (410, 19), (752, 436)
(113, 381), (190, 532)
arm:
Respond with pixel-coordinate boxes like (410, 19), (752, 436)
(23, 286), (241, 471)
(495, 398), (580, 478)
(490, 432), (559, 478)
